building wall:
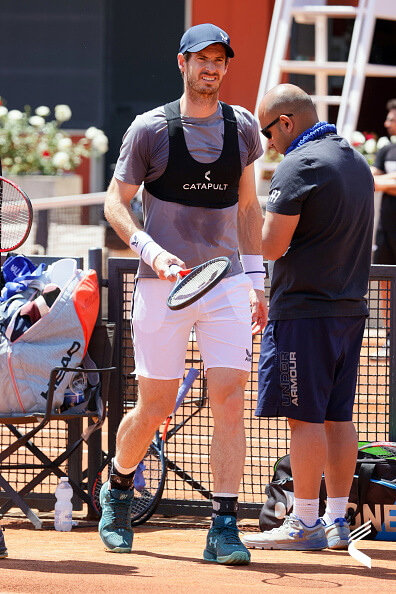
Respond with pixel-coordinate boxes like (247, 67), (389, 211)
(0, 0), (186, 186)
(0, 0), (107, 129)
(192, 0), (276, 113)
(104, 0), (185, 180)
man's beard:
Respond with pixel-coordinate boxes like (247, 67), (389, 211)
(185, 72), (221, 101)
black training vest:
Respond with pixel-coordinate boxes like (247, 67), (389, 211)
(145, 100), (241, 209)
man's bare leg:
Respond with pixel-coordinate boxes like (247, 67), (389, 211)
(99, 376), (179, 553)
(322, 420), (357, 536)
(116, 377), (180, 468)
(207, 367), (249, 494)
(241, 418), (328, 551)
(289, 419), (327, 499)
(203, 367), (251, 565)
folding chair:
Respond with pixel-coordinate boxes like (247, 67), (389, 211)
(0, 322), (115, 529)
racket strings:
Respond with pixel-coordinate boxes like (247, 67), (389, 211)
(0, 182), (31, 250)
(372, 446), (396, 459)
(383, 446), (396, 457)
(359, 442), (396, 459)
(170, 260), (229, 303)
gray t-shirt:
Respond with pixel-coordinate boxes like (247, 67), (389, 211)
(266, 135), (374, 320)
(114, 103), (263, 277)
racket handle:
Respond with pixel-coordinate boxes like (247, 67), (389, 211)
(173, 367), (200, 413)
(165, 264), (183, 279)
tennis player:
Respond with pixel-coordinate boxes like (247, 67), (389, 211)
(242, 84), (374, 551)
(100, 23), (267, 564)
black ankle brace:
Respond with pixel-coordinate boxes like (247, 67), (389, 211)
(212, 496), (239, 519)
(109, 459), (135, 491)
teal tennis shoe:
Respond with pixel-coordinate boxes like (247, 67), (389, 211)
(98, 481), (134, 553)
(203, 516), (251, 565)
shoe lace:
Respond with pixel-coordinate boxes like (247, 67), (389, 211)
(218, 524), (242, 545)
(266, 515), (295, 534)
(108, 497), (133, 529)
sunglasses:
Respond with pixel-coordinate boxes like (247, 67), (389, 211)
(261, 114), (293, 139)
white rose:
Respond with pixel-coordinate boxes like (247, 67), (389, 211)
(38, 142), (49, 152)
(376, 136), (390, 150)
(85, 126), (100, 140)
(29, 115), (45, 127)
(351, 131), (365, 145)
(364, 138), (377, 154)
(0, 106), (8, 117)
(35, 105), (50, 117)
(52, 151), (70, 169)
(55, 104), (72, 123)
(8, 109), (23, 121)
(57, 137), (72, 150)
(92, 132), (108, 154)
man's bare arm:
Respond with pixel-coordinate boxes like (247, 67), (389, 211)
(370, 166), (383, 177)
(104, 177), (142, 246)
(370, 165), (396, 196)
(262, 210), (300, 261)
(237, 164), (263, 254)
(237, 163), (268, 329)
(373, 171), (396, 196)
(104, 177), (184, 278)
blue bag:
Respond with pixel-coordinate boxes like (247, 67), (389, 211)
(1, 255), (46, 302)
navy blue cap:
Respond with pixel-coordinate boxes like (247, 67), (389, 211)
(179, 23), (234, 58)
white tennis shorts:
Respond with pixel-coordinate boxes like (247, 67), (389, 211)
(131, 273), (253, 379)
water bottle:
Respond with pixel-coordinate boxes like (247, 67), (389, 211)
(63, 369), (86, 409)
(54, 477), (73, 532)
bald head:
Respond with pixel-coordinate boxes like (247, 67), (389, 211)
(258, 84), (319, 153)
(259, 84), (318, 126)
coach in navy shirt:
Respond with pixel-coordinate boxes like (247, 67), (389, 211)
(242, 84), (374, 552)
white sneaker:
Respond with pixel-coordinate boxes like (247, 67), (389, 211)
(323, 517), (349, 550)
(242, 514), (327, 551)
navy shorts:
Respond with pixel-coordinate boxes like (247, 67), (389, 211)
(256, 316), (366, 423)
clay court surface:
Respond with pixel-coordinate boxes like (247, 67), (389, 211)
(1, 515), (396, 593)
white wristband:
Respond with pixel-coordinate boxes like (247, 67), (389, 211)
(240, 254), (266, 291)
(129, 230), (165, 269)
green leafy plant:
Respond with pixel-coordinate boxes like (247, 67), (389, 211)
(0, 99), (108, 175)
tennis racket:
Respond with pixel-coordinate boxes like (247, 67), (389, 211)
(358, 441), (396, 458)
(166, 256), (231, 310)
(0, 177), (33, 253)
(92, 367), (200, 524)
